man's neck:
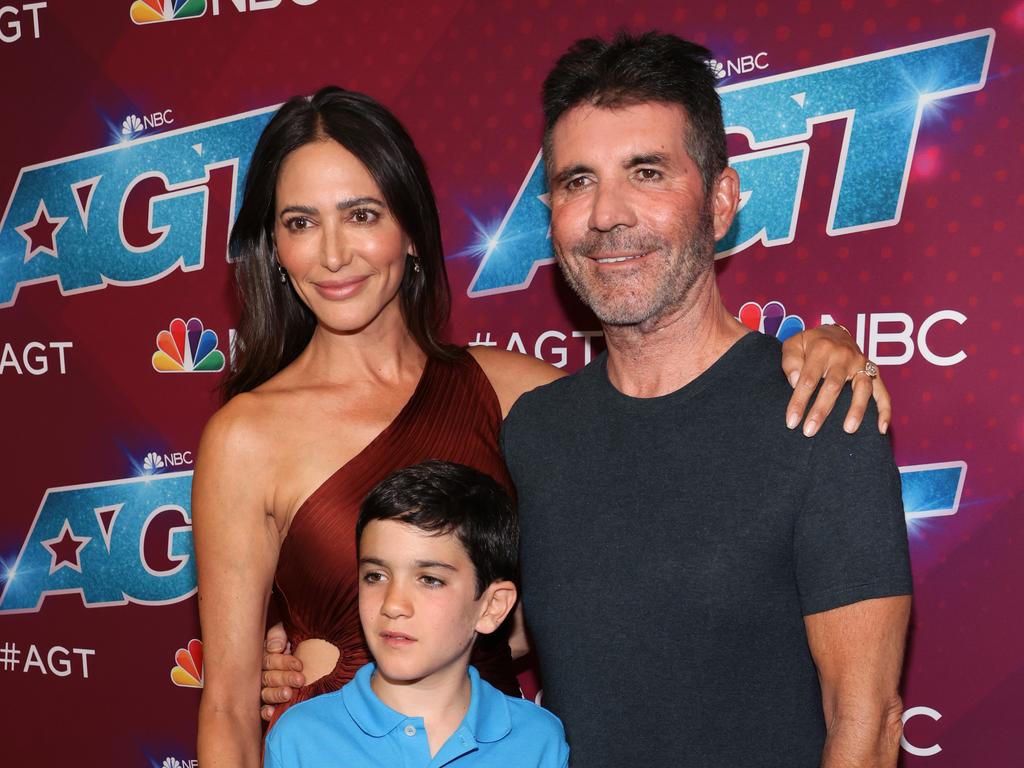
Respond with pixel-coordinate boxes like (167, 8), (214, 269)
(602, 271), (748, 398)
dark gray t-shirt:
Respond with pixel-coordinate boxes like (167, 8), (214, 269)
(501, 332), (912, 768)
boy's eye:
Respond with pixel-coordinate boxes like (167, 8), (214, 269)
(419, 575), (445, 588)
(362, 571), (386, 584)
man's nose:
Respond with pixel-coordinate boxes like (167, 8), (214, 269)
(587, 179), (638, 232)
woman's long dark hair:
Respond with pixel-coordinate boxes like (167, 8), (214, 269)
(222, 86), (458, 401)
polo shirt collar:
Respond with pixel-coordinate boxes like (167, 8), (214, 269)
(459, 665), (512, 743)
(341, 663), (512, 743)
(343, 663), (407, 737)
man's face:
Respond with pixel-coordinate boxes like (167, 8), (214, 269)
(547, 101), (719, 327)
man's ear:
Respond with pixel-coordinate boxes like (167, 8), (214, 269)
(711, 166), (741, 242)
(474, 580), (518, 635)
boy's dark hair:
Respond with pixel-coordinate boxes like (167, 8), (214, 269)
(357, 461), (517, 598)
(541, 29), (728, 195)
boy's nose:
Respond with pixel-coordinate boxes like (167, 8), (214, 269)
(380, 582), (412, 619)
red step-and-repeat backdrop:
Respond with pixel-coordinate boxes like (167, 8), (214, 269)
(1, 1), (1020, 765)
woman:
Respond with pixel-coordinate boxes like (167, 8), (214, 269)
(194, 87), (885, 766)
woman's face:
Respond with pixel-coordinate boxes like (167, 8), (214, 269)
(273, 139), (412, 334)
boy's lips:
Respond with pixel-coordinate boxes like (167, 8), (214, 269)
(380, 631), (416, 647)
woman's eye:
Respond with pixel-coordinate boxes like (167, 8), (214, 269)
(285, 216), (311, 231)
(351, 208), (379, 224)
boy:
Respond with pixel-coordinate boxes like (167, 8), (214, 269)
(264, 461), (570, 767)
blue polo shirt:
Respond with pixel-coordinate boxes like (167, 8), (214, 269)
(265, 663), (569, 767)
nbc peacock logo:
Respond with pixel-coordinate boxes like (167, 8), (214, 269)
(171, 638), (204, 688)
(130, 0), (206, 25)
(738, 300), (806, 342)
(121, 114), (144, 136)
(152, 318), (226, 373)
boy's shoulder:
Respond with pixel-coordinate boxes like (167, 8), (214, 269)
(267, 685), (349, 740)
(473, 671), (565, 743)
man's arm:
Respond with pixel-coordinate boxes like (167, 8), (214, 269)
(804, 596), (911, 768)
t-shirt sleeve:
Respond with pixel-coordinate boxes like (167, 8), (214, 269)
(794, 394), (913, 615)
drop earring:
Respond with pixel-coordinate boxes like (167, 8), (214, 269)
(411, 255), (422, 273)
(277, 264), (288, 283)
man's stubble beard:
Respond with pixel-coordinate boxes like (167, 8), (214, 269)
(555, 198), (717, 328)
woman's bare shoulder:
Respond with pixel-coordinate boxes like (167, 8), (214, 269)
(467, 346), (565, 417)
(199, 387), (292, 466)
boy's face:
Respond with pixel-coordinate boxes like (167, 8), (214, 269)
(358, 519), (513, 686)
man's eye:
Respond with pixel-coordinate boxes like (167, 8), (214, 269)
(637, 168), (661, 181)
(565, 176), (590, 191)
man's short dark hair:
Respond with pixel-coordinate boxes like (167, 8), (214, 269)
(542, 29), (728, 194)
(356, 461), (517, 598)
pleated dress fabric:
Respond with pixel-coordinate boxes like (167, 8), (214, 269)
(268, 352), (518, 727)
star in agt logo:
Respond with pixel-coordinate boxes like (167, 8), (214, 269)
(0, 472), (196, 613)
(130, 0), (206, 24)
(466, 29), (994, 296)
(738, 300), (805, 341)
(153, 317), (225, 373)
(171, 638), (204, 688)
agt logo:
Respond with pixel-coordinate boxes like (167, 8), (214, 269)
(0, 2), (46, 43)
(130, 0), (317, 25)
(122, 109), (176, 139)
(171, 638), (204, 688)
(0, 472), (196, 614)
(467, 29), (994, 296)
(0, 103), (275, 308)
(153, 317), (226, 373)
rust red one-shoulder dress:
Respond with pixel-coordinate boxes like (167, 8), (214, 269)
(269, 353), (518, 725)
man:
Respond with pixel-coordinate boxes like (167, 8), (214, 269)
(497, 31), (912, 768)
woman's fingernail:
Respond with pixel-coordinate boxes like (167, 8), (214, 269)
(787, 412), (799, 430)
(844, 418), (856, 433)
(266, 640), (283, 652)
(803, 419), (818, 437)
(881, 421), (889, 434)
(788, 371), (799, 387)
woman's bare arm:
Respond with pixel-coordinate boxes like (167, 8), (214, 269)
(468, 346), (566, 417)
(194, 397), (282, 767)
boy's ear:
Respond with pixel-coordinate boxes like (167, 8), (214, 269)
(474, 580), (517, 635)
